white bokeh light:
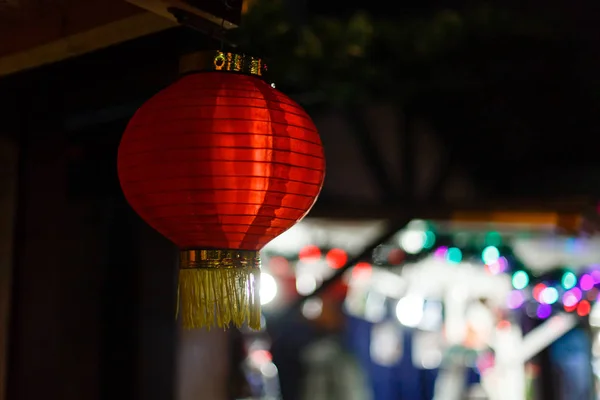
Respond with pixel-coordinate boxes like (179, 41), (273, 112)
(302, 298), (323, 320)
(260, 362), (278, 378)
(370, 321), (403, 366)
(400, 230), (427, 254)
(421, 350), (442, 369)
(540, 287), (559, 305)
(260, 273), (278, 305)
(295, 274), (317, 295)
(395, 295), (424, 327)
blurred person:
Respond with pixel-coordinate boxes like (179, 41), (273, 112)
(524, 363), (539, 400)
(433, 299), (495, 400)
(299, 281), (371, 400)
(549, 327), (594, 400)
(269, 307), (321, 400)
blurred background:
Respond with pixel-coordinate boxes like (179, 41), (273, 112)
(2, 0), (600, 399)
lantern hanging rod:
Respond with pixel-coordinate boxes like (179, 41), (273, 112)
(168, 7), (238, 48)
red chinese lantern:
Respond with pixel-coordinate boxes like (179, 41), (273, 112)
(118, 52), (325, 330)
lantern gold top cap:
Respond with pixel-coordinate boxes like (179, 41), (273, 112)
(179, 51), (266, 77)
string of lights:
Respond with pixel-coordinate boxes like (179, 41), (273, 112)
(269, 221), (598, 322)
(383, 223), (598, 321)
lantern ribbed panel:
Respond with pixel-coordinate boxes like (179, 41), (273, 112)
(117, 72), (325, 251)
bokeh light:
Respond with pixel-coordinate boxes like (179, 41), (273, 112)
(564, 303), (577, 313)
(423, 231), (436, 249)
(537, 304), (552, 319)
(326, 248), (348, 269)
(387, 248), (405, 265)
(433, 246), (448, 259)
(563, 288), (582, 307)
(296, 274), (317, 295)
(352, 262), (373, 280)
(260, 273), (278, 305)
(497, 320), (511, 330)
(561, 271), (577, 290)
(487, 256), (508, 275)
(485, 231), (502, 247)
(302, 298), (323, 320)
(533, 283), (547, 302)
(299, 245), (321, 262)
(400, 230), (427, 254)
(540, 287), (559, 305)
(482, 246), (500, 265)
(395, 296), (424, 327)
(512, 271), (529, 290)
(580, 274), (594, 291)
(577, 300), (591, 317)
(592, 270), (600, 284)
(268, 256), (290, 276)
(506, 290), (525, 309)
(446, 247), (462, 264)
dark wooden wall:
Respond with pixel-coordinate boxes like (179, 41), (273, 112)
(9, 85), (105, 399)
(6, 87), (179, 400)
(0, 137), (18, 400)
(1, 28), (200, 400)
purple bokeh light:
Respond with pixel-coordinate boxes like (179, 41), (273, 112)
(433, 246), (448, 259)
(537, 304), (552, 319)
(580, 274), (594, 291)
(506, 290), (525, 309)
(563, 288), (582, 307)
(592, 270), (600, 285)
(488, 256), (508, 275)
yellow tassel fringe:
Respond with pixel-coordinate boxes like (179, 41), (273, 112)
(177, 249), (262, 330)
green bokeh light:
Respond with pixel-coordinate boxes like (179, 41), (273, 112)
(482, 246), (500, 264)
(423, 231), (436, 249)
(561, 271), (577, 290)
(512, 271), (529, 290)
(485, 231), (502, 247)
(446, 247), (462, 264)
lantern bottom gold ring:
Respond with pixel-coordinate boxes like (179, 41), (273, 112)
(177, 249), (262, 330)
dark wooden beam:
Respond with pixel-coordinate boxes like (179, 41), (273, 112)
(2, 27), (215, 119)
(0, 11), (176, 77)
(308, 197), (596, 232)
(127, 0), (241, 28)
